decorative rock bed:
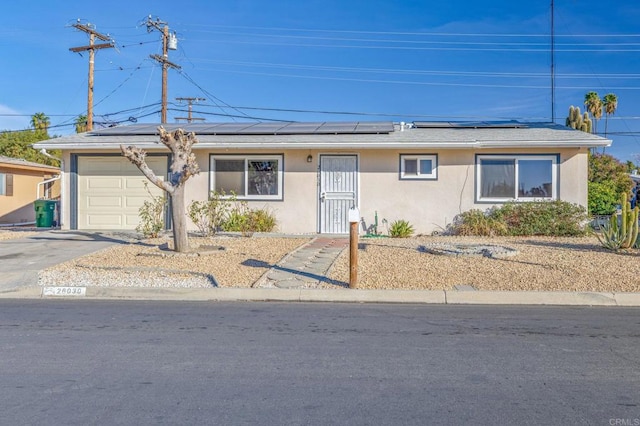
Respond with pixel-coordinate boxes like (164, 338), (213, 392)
(419, 243), (519, 259)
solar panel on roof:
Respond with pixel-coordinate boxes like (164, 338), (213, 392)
(89, 121), (395, 136)
(355, 122), (395, 133)
(413, 121), (526, 129)
(277, 123), (323, 134)
(316, 122), (357, 133)
(238, 123), (289, 134)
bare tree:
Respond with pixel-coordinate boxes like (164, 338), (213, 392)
(121, 126), (200, 252)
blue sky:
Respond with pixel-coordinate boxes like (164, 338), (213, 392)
(1, 0), (639, 163)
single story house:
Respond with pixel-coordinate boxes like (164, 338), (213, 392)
(0, 156), (60, 225)
(33, 121), (610, 234)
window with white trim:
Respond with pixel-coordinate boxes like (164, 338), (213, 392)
(400, 155), (437, 180)
(0, 173), (5, 195)
(476, 155), (557, 202)
(210, 155), (283, 200)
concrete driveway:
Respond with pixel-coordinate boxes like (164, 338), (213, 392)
(0, 231), (129, 290)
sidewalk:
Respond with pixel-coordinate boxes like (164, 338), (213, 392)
(3, 285), (640, 306)
(1, 232), (640, 306)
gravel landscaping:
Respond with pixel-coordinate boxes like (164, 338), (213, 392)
(39, 235), (310, 288)
(2, 229), (638, 292)
(0, 229), (37, 240)
(328, 235), (640, 292)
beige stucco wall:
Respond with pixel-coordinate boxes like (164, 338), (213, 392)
(0, 166), (60, 224)
(358, 147), (588, 234)
(60, 147), (588, 234)
(185, 150), (319, 234)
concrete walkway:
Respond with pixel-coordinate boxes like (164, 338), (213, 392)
(261, 237), (349, 288)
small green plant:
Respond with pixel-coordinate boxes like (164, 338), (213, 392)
(244, 208), (277, 232)
(451, 209), (507, 236)
(222, 199), (251, 235)
(597, 193), (639, 250)
(136, 182), (166, 238)
(187, 191), (235, 236)
(389, 219), (414, 238)
(220, 198), (277, 236)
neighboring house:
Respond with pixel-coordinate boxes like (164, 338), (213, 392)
(0, 156), (60, 225)
(33, 121), (610, 234)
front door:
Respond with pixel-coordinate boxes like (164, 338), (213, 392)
(319, 155), (358, 234)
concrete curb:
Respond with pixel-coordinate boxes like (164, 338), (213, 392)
(2, 286), (640, 306)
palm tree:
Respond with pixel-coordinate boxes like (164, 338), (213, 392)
(31, 112), (50, 133)
(75, 114), (88, 133)
(584, 92), (603, 134)
(602, 93), (618, 137)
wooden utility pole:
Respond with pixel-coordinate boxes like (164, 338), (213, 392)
(147, 17), (181, 124)
(69, 22), (115, 132)
(175, 97), (206, 123)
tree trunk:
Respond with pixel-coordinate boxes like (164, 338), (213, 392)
(171, 184), (189, 253)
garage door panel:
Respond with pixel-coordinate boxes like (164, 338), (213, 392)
(124, 177), (164, 190)
(77, 156), (168, 230)
(86, 177), (123, 190)
(86, 196), (122, 208)
(85, 214), (123, 227)
(124, 195), (159, 209)
(125, 214), (146, 227)
(80, 158), (127, 175)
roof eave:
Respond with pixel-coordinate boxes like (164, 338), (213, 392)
(33, 139), (612, 150)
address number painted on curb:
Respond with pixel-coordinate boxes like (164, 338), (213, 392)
(43, 287), (87, 297)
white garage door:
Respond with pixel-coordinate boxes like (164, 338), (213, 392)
(77, 156), (168, 230)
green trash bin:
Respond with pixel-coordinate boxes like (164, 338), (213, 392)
(35, 199), (57, 228)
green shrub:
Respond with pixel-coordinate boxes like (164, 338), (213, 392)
(492, 201), (588, 236)
(245, 208), (277, 232)
(187, 191), (234, 236)
(389, 219), (414, 238)
(451, 209), (507, 236)
(450, 201), (589, 237)
(588, 181), (618, 215)
(136, 182), (166, 238)
(221, 199), (277, 236)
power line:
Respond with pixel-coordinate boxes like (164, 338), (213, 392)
(187, 29), (640, 48)
(177, 70), (254, 120)
(189, 102), (555, 121)
(179, 23), (640, 38)
(167, 108), (293, 122)
(187, 67), (640, 90)
(93, 61), (147, 108)
(186, 58), (640, 79)
(184, 38), (640, 53)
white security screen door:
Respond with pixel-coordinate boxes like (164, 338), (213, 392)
(319, 155), (358, 234)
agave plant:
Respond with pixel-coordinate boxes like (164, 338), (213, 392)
(596, 193), (639, 251)
(389, 219), (414, 238)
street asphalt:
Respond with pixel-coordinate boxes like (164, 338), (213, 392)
(1, 229), (639, 306)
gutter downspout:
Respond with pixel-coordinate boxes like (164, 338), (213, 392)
(37, 175), (61, 199)
(39, 149), (64, 227)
